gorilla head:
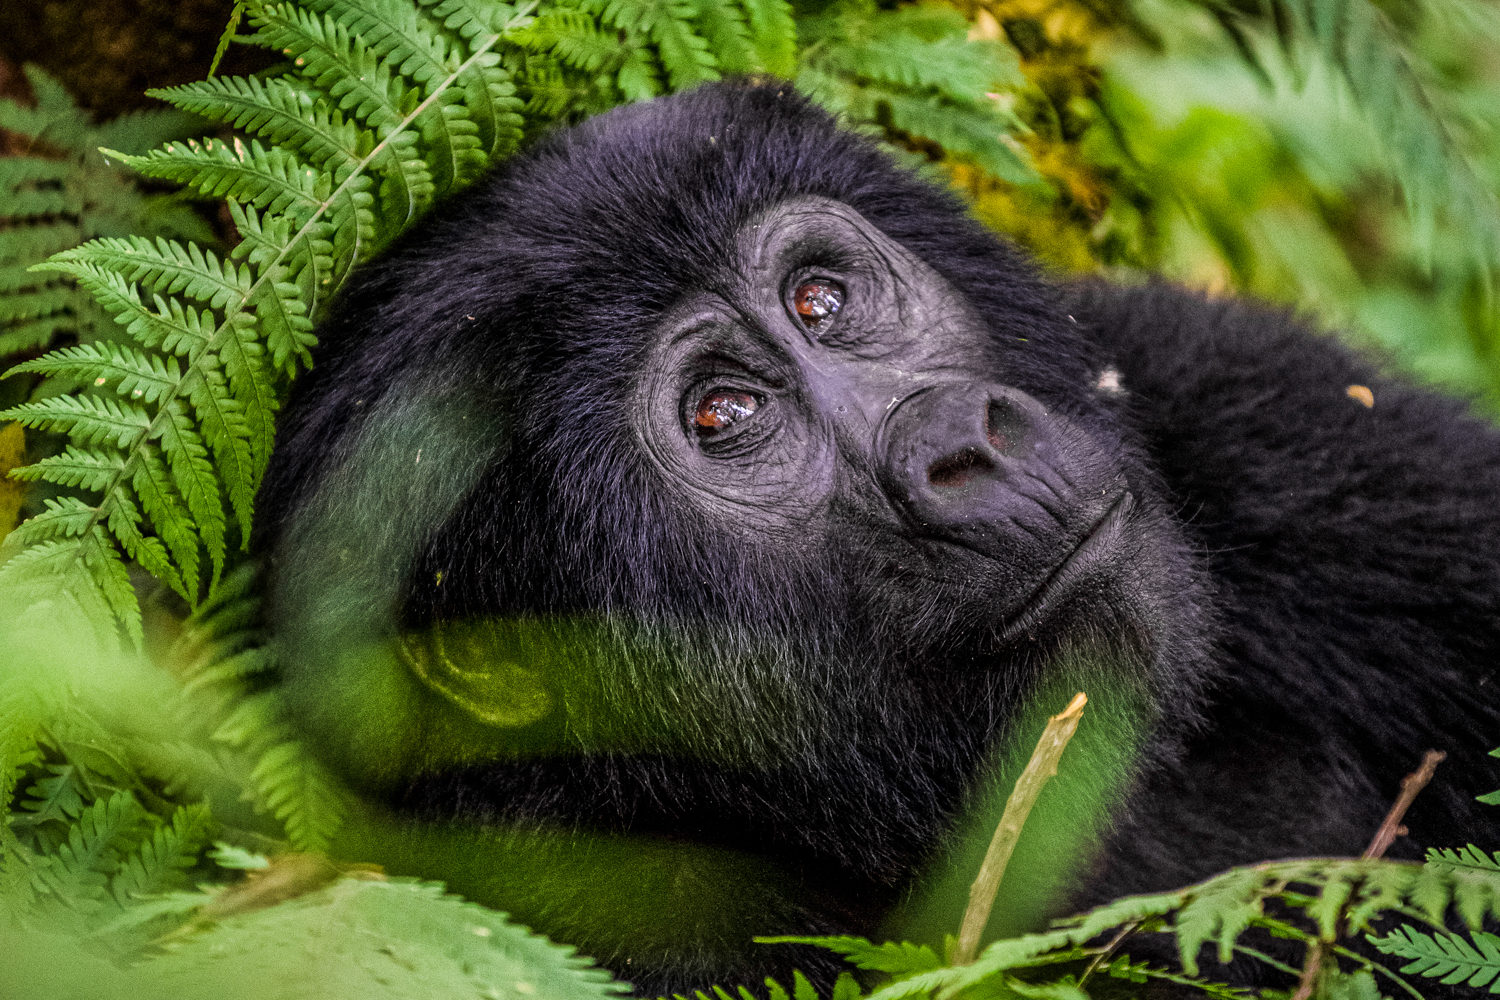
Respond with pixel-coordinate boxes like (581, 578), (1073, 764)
(255, 81), (1500, 995)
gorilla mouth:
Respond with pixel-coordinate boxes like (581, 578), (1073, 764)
(998, 491), (1134, 644)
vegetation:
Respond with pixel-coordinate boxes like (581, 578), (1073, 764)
(2, 0), (1500, 997)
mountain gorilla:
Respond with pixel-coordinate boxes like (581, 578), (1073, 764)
(256, 81), (1500, 995)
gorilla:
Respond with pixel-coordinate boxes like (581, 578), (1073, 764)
(255, 80), (1500, 996)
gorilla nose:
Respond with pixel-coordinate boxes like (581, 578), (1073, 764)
(923, 398), (1030, 488)
(879, 383), (1109, 558)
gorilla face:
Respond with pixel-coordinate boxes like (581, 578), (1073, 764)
(257, 81), (1218, 993)
(633, 195), (1154, 655)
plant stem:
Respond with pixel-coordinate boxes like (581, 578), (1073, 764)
(1363, 750), (1446, 859)
(952, 691), (1087, 965)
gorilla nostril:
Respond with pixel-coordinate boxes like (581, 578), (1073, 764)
(987, 400), (1026, 454)
(928, 448), (996, 488)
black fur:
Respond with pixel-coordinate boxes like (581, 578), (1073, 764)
(256, 81), (1500, 995)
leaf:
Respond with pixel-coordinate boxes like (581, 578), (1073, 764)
(1174, 866), (1268, 973)
(133, 878), (629, 1000)
(1370, 926), (1500, 991)
(757, 936), (943, 977)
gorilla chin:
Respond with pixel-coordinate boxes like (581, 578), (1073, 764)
(255, 80), (1500, 998)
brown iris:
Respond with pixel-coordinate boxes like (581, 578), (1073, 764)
(793, 281), (843, 330)
(693, 390), (758, 437)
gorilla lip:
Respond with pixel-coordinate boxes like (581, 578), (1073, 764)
(998, 491), (1133, 644)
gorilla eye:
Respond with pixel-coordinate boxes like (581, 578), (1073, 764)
(693, 390), (759, 438)
(792, 281), (844, 331)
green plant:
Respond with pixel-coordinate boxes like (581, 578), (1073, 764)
(0, 65), (210, 379)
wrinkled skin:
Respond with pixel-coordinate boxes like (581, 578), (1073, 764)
(256, 82), (1500, 997)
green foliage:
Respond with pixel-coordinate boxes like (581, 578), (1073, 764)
(1370, 927), (1500, 993)
(0, 571), (627, 1000)
(0, 65), (210, 367)
(796, 0), (1032, 183)
(757, 852), (1500, 1000)
(1191, 0), (1500, 273)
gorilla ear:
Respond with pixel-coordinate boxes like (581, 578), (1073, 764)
(397, 620), (553, 729)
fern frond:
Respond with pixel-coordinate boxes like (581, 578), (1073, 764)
(690, 0), (757, 76)
(109, 803), (213, 909)
(8, 343), (183, 403)
(1225, 0), (1500, 270)
(131, 445), (202, 600)
(17, 764), (87, 828)
(253, 4), (437, 227)
(212, 693), (346, 853)
(1426, 845), (1500, 873)
(40, 792), (144, 914)
(150, 76), (366, 182)
(4, 497), (107, 547)
(156, 399), (228, 585)
(115, 139), (327, 222)
(417, 0), (528, 157)
(883, 92), (1030, 184)
(310, 0), (491, 188)
(741, 0), (795, 76)
(585, 0), (718, 91)
(1, 394), (152, 451)
(1370, 926), (1500, 991)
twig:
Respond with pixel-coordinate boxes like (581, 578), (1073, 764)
(1078, 920), (1141, 987)
(1289, 940), (1323, 1000)
(1363, 750), (1446, 860)
(1288, 749), (1447, 1000)
(953, 692), (1088, 965)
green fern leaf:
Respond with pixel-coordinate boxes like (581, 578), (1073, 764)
(17, 764), (87, 828)
(310, 0), (490, 188)
(253, 4), (437, 226)
(1428, 845), (1500, 873)
(587, 0), (718, 91)
(113, 139), (326, 221)
(0, 394), (151, 451)
(109, 803), (213, 909)
(208, 686), (345, 853)
(0, 285), (75, 324)
(6, 448), (123, 492)
(181, 364), (257, 532)
(0, 531), (137, 642)
(4, 497), (104, 549)
(132, 444), (202, 600)
(41, 791), (145, 914)
(883, 92), (1031, 184)
(759, 936), (942, 976)
(104, 492), (183, 595)
(617, 44), (664, 100)
(156, 398), (228, 586)
(33, 263), (212, 359)
(0, 225), (83, 267)
(690, 0), (757, 75)
(148, 76), (365, 182)
(1173, 867), (1268, 973)
(418, 0), (528, 158)
(249, 738), (347, 852)
(740, 0), (795, 76)
(1370, 926), (1500, 991)
(7, 342), (182, 403)
(1274, 0), (1500, 270)
(44, 237), (251, 315)
(229, 201), (330, 356)
(832, 33), (1021, 106)
(533, 11), (623, 75)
